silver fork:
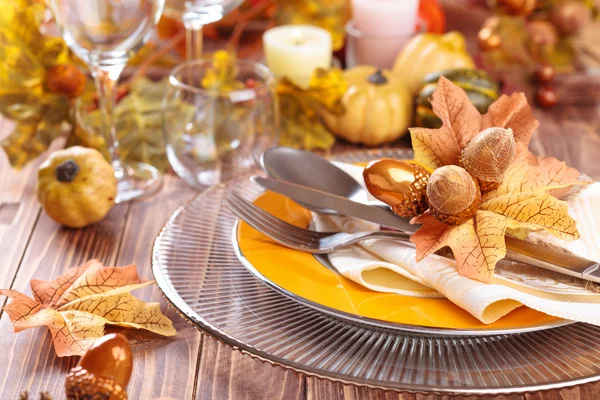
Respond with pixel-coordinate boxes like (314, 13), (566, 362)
(223, 192), (412, 253)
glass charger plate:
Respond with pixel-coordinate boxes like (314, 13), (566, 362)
(152, 148), (600, 395)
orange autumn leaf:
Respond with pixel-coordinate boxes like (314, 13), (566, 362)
(0, 260), (176, 357)
(409, 77), (584, 283)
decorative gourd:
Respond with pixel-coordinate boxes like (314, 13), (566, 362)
(37, 146), (117, 228)
(415, 69), (499, 128)
(321, 67), (413, 146)
(392, 32), (475, 95)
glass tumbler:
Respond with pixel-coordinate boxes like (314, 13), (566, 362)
(163, 59), (278, 188)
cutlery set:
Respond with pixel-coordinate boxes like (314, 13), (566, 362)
(225, 147), (600, 284)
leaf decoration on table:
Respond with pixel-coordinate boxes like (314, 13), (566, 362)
(0, 260), (176, 357)
(408, 76), (585, 282)
(0, 0), (88, 168)
(201, 50), (246, 91)
(277, 68), (347, 150)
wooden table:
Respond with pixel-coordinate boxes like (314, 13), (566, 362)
(2, 1), (600, 396)
(1, 98), (600, 399)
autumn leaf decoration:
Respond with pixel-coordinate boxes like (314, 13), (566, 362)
(0, 260), (176, 357)
(408, 77), (584, 283)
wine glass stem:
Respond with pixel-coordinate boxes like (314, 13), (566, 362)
(91, 65), (125, 178)
(185, 21), (203, 61)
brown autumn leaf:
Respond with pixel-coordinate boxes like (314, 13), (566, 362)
(409, 77), (584, 282)
(0, 260), (176, 357)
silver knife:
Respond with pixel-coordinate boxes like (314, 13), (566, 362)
(251, 175), (600, 284)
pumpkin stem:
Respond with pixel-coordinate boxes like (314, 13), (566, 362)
(367, 69), (388, 85)
(56, 159), (80, 183)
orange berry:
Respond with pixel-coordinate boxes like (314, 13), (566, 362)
(46, 64), (86, 98)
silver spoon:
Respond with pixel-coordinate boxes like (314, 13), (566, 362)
(260, 147), (368, 215)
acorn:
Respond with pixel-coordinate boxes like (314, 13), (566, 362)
(551, 1), (591, 36)
(363, 159), (430, 219)
(459, 127), (516, 192)
(65, 333), (133, 400)
(527, 20), (559, 52)
(426, 165), (482, 226)
(478, 26), (502, 51)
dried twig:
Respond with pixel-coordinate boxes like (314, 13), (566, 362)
(228, 0), (274, 50)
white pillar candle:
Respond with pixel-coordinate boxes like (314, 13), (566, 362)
(263, 25), (332, 88)
(352, 0), (419, 37)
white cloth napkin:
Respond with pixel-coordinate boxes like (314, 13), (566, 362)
(315, 162), (600, 325)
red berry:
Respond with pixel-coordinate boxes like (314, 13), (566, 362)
(536, 86), (559, 108)
(535, 64), (555, 84)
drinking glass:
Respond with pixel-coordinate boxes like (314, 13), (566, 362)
(163, 59), (278, 188)
(165, 0), (244, 60)
(48, 0), (165, 203)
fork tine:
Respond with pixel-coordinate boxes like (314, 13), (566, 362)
(224, 195), (298, 245)
(224, 193), (318, 248)
(229, 192), (322, 241)
(229, 192), (318, 239)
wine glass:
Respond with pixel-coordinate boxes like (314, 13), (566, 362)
(48, 0), (165, 203)
(165, 0), (243, 60)
(163, 58), (278, 188)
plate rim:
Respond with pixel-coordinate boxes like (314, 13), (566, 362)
(151, 187), (600, 395)
(233, 219), (573, 336)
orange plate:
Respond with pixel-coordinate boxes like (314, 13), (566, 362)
(236, 191), (563, 332)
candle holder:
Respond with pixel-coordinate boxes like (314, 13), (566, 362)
(345, 20), (421, 69)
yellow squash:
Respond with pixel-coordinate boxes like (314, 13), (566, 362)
(321, 66), (412, 146)
(37, 146), (117, 228)
(393, 32), (475, 95)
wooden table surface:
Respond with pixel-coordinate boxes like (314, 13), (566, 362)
(1, 99), (600, 400)
(2, 2), (600, 398)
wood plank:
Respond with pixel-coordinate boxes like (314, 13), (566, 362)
(196, 335), (305, 400)
(534, 106), (600, 179)
(114, 175), (203, 400)
(0, 202), (129, 399)
(0, 119), (62, 290)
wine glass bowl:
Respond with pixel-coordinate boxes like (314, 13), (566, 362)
(182, 0), (244, 26)
(164, 0), (243, 60)
(48, 0), (165, 202)
(50, 1), (164, 67)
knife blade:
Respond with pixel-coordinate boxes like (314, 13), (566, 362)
(251, 175), (415, 233)
(252, 175), (600, 284)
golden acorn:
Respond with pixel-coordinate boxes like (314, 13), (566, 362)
(478, 17), (501, 51)
(65, 333), (133, 400)
(426, 165), (481, 225)
(363, 158), (430, 219)
(459, 127), (516, 192)
(478, 26), (502, 51)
